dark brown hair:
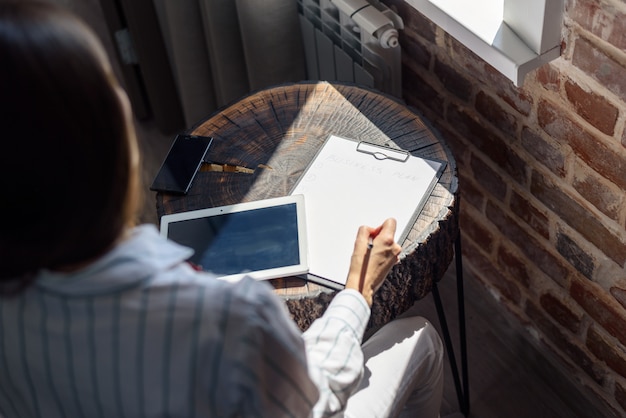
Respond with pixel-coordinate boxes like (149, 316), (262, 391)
(0, 1), (140, 293)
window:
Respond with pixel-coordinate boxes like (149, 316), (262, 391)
(404, 0), (564, 86)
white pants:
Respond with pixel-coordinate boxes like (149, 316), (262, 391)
(344, 316), (444, 418)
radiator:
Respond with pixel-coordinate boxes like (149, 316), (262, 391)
(297, 0), (404, 98)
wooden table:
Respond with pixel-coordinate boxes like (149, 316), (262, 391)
(156, 81), (459, 332)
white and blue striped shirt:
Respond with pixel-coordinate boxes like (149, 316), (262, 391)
(0, 225), (370, 417)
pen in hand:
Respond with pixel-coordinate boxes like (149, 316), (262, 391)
(346, 218), (402, 306)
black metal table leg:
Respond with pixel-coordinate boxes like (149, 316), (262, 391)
(432, 233), (469, 416)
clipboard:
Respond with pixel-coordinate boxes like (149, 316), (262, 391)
(290, 135), (446, 289)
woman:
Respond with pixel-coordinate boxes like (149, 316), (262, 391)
(0, 2), (443, 417)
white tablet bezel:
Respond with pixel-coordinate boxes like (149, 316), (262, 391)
(159, 194), (308, 282)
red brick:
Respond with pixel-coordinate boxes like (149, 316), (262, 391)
(462, 208), (496, 254)
(540, 292), (583, 333)
(496, 88), (533, 117)
(475, 91), (518, 138)
(448, 105), (527, 184)
(569, 0), (626, 50)
(447, 104), (497, 146)
(615, 382), (626, 416)
(433, 58), (473, 102)
(402, 66), (445, 119)
(510, 190), (550, 239)
(526, 300), (605, 384)
(469, 154), (507, 201)
(538, 99), (626, 193)
(531, 170), (626, 266)
(458, 172), (485, 210)
(400, 32), (431, 70)
(573, 167), (624, 222)
(445, 33), (511, 90)
(571, 279), (626, 348)
(438, 124), (469, 168)
(462, 238), (522, 304)
(485, 200), (571, 283)
(565, 79), (618, 136)
(556, 230), (596, 280)
(572, 37), (626, 104)
(496, 245), (531, 288)
(611, 286), (626, 310)
(537, 101), (626, 189)
(535, 64), (561, 92)
(587, 326), (626, 379)
(560, 132), (615, 197)
(520, 127), (567, 177)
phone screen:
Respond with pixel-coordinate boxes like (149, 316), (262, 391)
(150, 134), (213, 194)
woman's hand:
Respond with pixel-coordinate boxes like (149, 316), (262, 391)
(345, 218), (402, 306)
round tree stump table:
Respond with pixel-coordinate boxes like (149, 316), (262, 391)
(155, 81), (459, 333)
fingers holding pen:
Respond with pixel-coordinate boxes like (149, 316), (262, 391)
(355, 224), (380, 252)
(346, 218), (402, 305)
(355, 218), (399, 255)
(369, 218), (401, 258)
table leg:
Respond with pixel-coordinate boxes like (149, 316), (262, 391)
(431, 233), (469, 416)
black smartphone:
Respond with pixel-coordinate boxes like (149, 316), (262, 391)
(150, 134), (213, 194)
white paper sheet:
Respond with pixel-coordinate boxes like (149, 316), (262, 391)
(291, 135), (444, 286)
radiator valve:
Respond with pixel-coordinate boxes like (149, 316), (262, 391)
(331, 0), (402, 48)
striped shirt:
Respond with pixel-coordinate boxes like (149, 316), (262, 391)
(0, 225), (370, 418)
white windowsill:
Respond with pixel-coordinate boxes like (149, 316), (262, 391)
(404, 0), (561, 86)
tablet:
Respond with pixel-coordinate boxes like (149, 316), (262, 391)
(160, 195), (308, 282)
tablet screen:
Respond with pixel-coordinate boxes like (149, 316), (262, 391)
(160, 195), (308, 281)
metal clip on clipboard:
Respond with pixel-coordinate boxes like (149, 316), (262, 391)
(356, 141), (409, 162)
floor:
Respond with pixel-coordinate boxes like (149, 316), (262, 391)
(410, 261), (607, 418)
(135, 120), (607, 418)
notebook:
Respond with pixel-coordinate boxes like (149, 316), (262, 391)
(160, 195), (309, 282)
(290, 135), (445, 288)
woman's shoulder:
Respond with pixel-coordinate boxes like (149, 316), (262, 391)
(147, 261), (280, 313)
(118, 225), (288, 321)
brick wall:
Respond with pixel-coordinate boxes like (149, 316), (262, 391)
(383, 0), (626, 414)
